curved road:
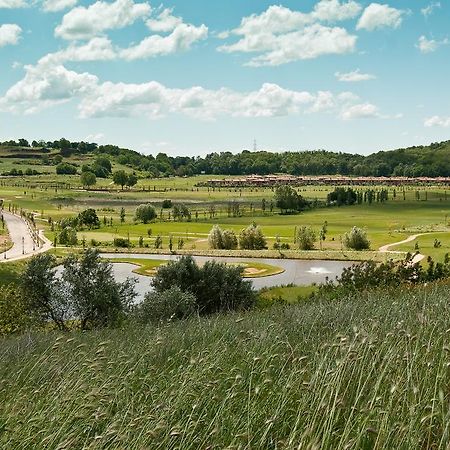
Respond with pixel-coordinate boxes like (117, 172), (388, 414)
(379, 234), (425, 264)
(0, 211), (52, 262)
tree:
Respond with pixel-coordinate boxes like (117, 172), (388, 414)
(344, 227), (371, 250)
(0, 285), (31, 336)
(80, 171), (96, 189)
(126, 173), (138, 189)
(21, 253), (68, 331)
(173, 204), (191, 221)
(297, 226), (316, 250)
(62, 249), (136, 330)
(135, 204), (157, 224)
(137, 286), (197, 324)
(59, 226), (78, 246)
(152, 256), (255, 315)
(274, 186), (308, 213)
(120, 207), (126, 223)
(56, 163), (77, 175)
(113, 170), (128, 190)
(208, 225), (238, 250)
(222, 229), (238, 250)
(239, 224), (267, 250)
(78, 208), (100, 229)
(327, 188), (357, 206)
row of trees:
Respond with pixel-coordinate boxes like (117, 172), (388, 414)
(4, 138), (450, 178)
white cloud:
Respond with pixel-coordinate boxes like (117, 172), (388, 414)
(0, 24), (22, 47)
(357, 3), (405, 31)
(120, 23), (208, 60)
(416, 35), (448, 53)
(0, 62), (98, 114)
(421, 2), (440, 17)
(335, 69), (376, 81)
(341, 103), (380, 120)
(43, 0), (77, 13)
(0, 0), (26, 8)
(55, 0), (151, 40)
(218, 2), (359, 66)
(146, 7), (182, 32)
(86, 132), (105, 141)
(424, 116), (450, 128)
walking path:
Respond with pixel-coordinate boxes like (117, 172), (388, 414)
(0, 211), (52, 262)
(379, 234), (425, 264)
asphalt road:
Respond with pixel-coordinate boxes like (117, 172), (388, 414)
(0, 211), (52, 262)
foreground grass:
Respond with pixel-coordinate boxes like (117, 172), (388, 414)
(2, 282), (450, 448)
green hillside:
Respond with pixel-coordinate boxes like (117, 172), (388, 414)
(1, 282), (450, 449)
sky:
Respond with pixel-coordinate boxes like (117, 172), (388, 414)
(0, 0), (449, 157)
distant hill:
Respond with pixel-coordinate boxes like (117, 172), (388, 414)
(1, 138), (449, 178)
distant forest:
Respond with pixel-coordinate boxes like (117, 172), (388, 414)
(2, 138), (450, 178)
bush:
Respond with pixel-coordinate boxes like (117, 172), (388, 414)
(59, 226), (78, 246)
(137, 286), (197, 324)
(344, 227), (370, 250)
(162, 199), (172, 209)
(56, 163), (77, 175)
(114, 237), (130, 248)
(152, 256), (256, 315)
(222, 229), (238, 250)
(135, 204), (157, 224)
(78, 208), (100, 229)
(297, 226), (316, 250)
(239, 224), (267, 250)
(0, 285), (31, 336)
(208, 225), (238, 250)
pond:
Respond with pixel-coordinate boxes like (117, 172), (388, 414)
(101, 254), (355, 302)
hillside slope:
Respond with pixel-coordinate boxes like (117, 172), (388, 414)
(1, 282), (450, 449)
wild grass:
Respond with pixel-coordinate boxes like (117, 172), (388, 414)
(1, 282), (450, 448)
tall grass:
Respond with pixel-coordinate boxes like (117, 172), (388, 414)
(1, 282), (450, 448)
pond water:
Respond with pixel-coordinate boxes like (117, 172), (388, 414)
(100, 254), (355, 302)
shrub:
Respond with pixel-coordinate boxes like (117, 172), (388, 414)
(137, 286), (197, 324)
(239, 224), (267, 250)
(222, 229), (238, 250)
(275, 185), (309, 213)
(297, 226), (316, 251)
(56, 163), (77, 175)
(114, 237), (130, 248)
(78, 208), (100, 229)
(0, 285), (31, 336)
(152, 256), (256, 315)
(135, 204), (157, 224)
(162, 199), (173, 209)
(208, 225), (237, 250)
(344, 227), (370, 250)
(59, 226), (78, 246)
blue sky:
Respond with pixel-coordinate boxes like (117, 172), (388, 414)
(0, 0), (449, 156)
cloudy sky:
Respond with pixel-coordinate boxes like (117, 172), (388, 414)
(0, 0), (449, 156)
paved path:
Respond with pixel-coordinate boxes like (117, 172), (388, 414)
(0, 211), (52, 262)
(379, 234), (425, 264)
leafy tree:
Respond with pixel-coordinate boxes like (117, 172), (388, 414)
(21, 253), (68, 331)
(0, 285), (31, 336)
(62, 249), (136, 330)
(239, 224), (267, 250)
(113, 170), (128, 189)
(297, 226), (316, 250)
(80, 171), (96, 189)
(126, 173), (138, 188)
(59, 226), (78, 246)
(137, 286), (197, 324)
(152, 256), (256, 315)
(56, 163), (77, 175)
(208, 225), (238, 250)
(154, 235), (163, 249)
(173, 204), (191, 221)
(222, 229), (238, 250)
(135, 204), (157, 224)
(275, 185), (309, 213)
(78, 208), (100, 229)
(327, 188), (357, 206)
(120, 207), (126, 223)
(344, 227), (371, 251)
(162, 199), (172, 209)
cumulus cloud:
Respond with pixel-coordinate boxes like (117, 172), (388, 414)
(341, 103), (380, 120)
(0, 24), (22, 47)
(0, 0), (26, 8)
(357, 3), (405, 31)
(146, 7), (182, 32)
(218, 2), (360, 66)
(424, 116), (450, 128)
(1, 60), (384, 122)
(416, 35), (448, 53)
(0, 62), (98, 114)
(55, 0), (151, 40)
(335, 69), (376, 82)
(421, 2), (440, 17)
(43, 0), (78, 12)
(120, 23), (208, 60)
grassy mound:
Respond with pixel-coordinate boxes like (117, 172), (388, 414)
(1, 282), (450, 449)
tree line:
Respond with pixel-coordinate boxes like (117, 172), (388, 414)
(2, 138), (450, 178)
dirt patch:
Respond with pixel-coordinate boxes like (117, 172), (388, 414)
(243, 267), (266, 275)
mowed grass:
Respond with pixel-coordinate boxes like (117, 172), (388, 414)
(1, 282), (450, 448)
(396, 232), (450, 261)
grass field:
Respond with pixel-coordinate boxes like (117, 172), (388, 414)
(1, 175), (449, 263)
(1, 281), (450, 448)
